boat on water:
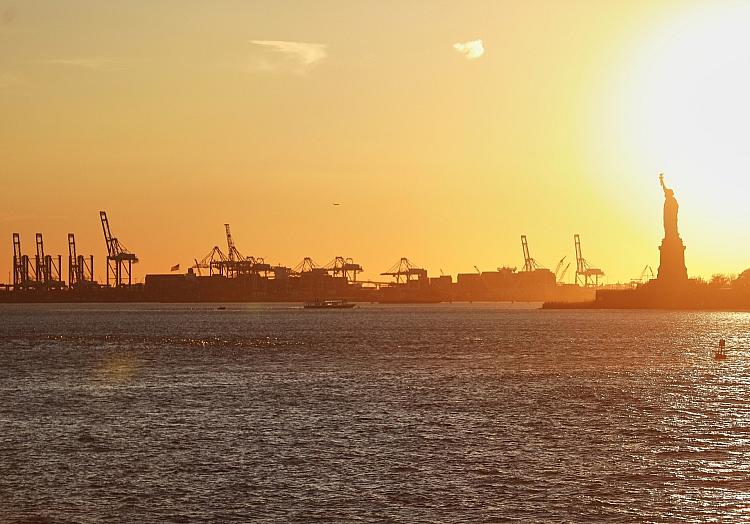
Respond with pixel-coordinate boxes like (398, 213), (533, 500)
(303, 299), (356, 309)
(715, 338), (728, 360)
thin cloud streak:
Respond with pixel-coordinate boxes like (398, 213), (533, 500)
(453, 39), (485, 60)
(35, 58), (121, 71)
(1, 6), (15, 26)
(0, 73), (24, 88)
(250, 40), (327, 74)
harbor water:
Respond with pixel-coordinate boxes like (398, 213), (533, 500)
(1, 303), (749, 523)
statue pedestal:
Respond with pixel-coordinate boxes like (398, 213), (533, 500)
(657, 235), (688, 284)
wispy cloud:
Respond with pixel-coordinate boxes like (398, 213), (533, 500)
(453, 39), (485, 60)
(35, 58), (120, 71)
(1, 6), (15, 26)
(250, 40), (327, 74)
(0, 73), (23, 88)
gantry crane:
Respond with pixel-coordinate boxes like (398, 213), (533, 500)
(324, 256), (363, 282)
(521, 235), (543, 272)
(294, 257), (323, 274)
(631, 265), (655, 285)
(68, 233), (94, 288)
(12, 233), (32, 291)
(224, 223), (244, 262)
(100, 211), (138, 287)
(34, 233), (62, 289)
(574, 234), (604, 286)
(193, 245), (227, 276)
(35, 233), (47, 284)
(381, 258), (427, 283)
(194, 224), (270, 278)
(68, 234), (77, 282)
(220, 223), (270, 276)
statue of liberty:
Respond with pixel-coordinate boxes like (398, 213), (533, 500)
(657, 173), (687, 282)
(659, 173), (679, 238)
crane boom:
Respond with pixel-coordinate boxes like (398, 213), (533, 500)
(574, 234), (604, 286)
(36, 233), (45, 265)
(553, 257), (566, 279)
(574, 234), (585, 274)
(224, 223), (244, 261)
(100, 211), (116, 256)
(559, 262), (571, 283)
(68, 233), (78, 286)
(12, 233), (22, 267)
(99, 211), (138, 287)
(225, 224), (235, 261)
(12, 233), (29, 289)
(35, 233), (46, 283)
(521, 235), (542, 271)
(521, 235), (531, 271)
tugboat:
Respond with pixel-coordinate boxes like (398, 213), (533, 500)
(303, 299), (356, 309)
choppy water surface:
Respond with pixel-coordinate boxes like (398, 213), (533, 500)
(1, 303), (750, 523)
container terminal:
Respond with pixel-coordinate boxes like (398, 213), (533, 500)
(0, 211), (601, 304)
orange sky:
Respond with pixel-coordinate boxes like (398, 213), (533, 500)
(2, 0), (750, 284)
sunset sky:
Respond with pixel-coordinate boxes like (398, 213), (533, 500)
(2, 0), (750, 284)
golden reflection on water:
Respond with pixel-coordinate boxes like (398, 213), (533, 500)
(5, 306), (750, 521)
(94, 353), (138, 383)
(654, 313), (750, 514)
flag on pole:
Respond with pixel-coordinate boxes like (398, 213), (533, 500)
(170, 264), (180, 271)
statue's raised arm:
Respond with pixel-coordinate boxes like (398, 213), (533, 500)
(659, 173), (668, 193)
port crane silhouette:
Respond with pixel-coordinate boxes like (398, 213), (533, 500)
(574, 234), (603, 286)
(100, 211), (138, 287)
(68, 233), (94, 288)
(381, 258), (427, 283)
(521, 235), (545, 272)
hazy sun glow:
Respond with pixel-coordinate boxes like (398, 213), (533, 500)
(600, 2), (750, 274)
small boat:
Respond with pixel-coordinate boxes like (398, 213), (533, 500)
(303, 299), (356, 309)
(715, 338), (727, 360)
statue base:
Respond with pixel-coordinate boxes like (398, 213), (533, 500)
(657, 235), (688, 284)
